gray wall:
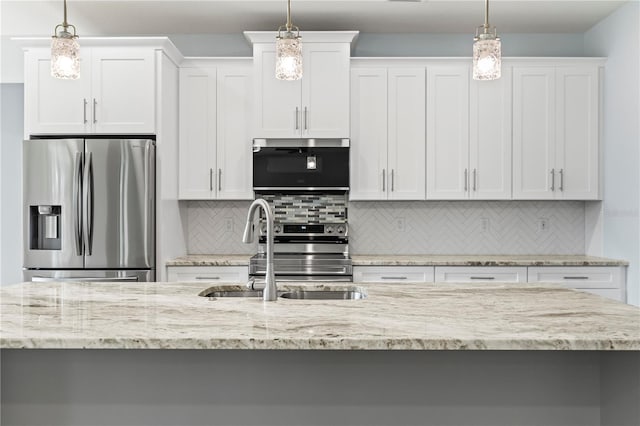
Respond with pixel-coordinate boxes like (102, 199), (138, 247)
(584, 1), (640, 306)
(0, 83), (23, 285)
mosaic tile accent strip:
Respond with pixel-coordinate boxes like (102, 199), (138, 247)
(255, 193), (348, 224)
(185, 200), (586, 255)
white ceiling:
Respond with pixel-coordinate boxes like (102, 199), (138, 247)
(0, 0), (629, 37)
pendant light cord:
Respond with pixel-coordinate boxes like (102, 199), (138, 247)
(63, 0), (68, 28)
(286, 0), (292, 31)
(483, 0), (490, 32)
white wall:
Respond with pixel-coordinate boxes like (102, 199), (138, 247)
(584, 1), (640, 306)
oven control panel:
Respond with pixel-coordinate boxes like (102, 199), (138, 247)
(259, 223), (347, 237)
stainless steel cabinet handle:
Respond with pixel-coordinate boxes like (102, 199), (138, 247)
(473, 169), (477, 191)
(73, 152), (83, 256)
(550, 168), (555, 191)
(304, 106), (308, 130)
(218, 169), (222, 191)
(92, 98), (97, 123)
(295, 107), (299, 130)
(209, 168), (213, 191)
(382, 169), (386, 192)
(195, 276), (220, 280)
(464, 169), (468, 192)
(559, 168), (564, 191)
(470, 276), (495, 280)
(391, 169), (395, 192)
(563, 276), (589, 280)
(83, 98), (88, 124)
(381, 276), (408, 280)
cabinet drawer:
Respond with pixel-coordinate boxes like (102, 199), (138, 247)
(353, 266), (434, 283)
(166, 266), (249, 283)
(435, 266), (528, 283)
(527, 267), (621, 288)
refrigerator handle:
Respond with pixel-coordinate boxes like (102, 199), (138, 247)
(73, 152), (84, 256)
(83, 152), (94, 256)
(144, 142), (152, 262)
(31, 276), (139, 282)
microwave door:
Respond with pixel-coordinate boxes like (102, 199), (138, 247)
(83, 139), (155, 269)
(23, 138), (85, 269)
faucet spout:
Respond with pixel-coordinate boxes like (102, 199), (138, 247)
(243, 199), (277, 301)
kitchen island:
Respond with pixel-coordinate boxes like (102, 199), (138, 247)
(2, 280), (639, 425)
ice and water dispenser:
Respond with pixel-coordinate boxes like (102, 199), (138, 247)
(29, 205), (62, 250)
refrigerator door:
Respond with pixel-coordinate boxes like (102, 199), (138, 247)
(23, 139), (85, 269)
(84, 139), (155, 269)
(24, 269), (154, 282)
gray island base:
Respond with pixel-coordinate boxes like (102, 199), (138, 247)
(2, 280), (639, 425)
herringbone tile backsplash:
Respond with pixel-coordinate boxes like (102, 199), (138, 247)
(186, 200), (585, 254)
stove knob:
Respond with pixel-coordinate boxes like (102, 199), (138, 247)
(337, 225), (346, 234)
(274, 224), (282, 233)
(326, 225), (334, 234)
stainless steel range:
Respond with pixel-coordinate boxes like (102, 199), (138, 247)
(249, 221), (353, 282)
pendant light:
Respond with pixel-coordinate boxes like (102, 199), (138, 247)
(275, 0), (302, 81)
(473, 0), (501, 80)
(51, 0), (80, 80)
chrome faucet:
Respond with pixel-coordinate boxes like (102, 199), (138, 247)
(242, 199), (277, 301)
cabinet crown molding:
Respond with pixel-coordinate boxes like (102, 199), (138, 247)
(244, 31), (359, 46)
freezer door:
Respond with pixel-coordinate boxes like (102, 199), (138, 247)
(23, 269), (154, 282)
(23, 139), (85, 269)
(84, 139), (155, 269)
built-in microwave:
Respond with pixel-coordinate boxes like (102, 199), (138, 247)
(252, 139), (349, 190)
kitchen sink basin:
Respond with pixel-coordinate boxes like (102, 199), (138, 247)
(279, 290), (366, 300)
(198, 285), (367, 300)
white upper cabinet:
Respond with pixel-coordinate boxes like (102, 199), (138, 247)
(178, 61), (253, 200)
(350, 66), (425, 200)
(513, 63), (600, 200)
(25, 47), (155, 135)
(469, 66), (513, 199)
(426, 65), (470, 199)
(247, 32), (357, 139)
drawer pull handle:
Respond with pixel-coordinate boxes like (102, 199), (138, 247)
(470, 276), (495, 280)
(195, 276), (221, 280)
(381, 276), (407, 280)
(563, 276), (589, 280)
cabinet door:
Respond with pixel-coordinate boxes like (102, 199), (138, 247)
(527, 266), (624, 302)
(555, 67), (599, 200)
(253, 44), (301, 138)
(426, 66), (470, 199)
(512, 67), (556, 199)
(388, 68), (426, 200)
(301, 43), (350, 138)
(178, 67), (216, 199)
(469, 66), (512, 200)
(92, 48), (155, 134)
(349, 68), (388, 200)
(24, 48), (92, 135)
(216, 64), (253, 199)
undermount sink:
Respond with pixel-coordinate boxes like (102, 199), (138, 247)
(198, 285), (367, 300)
(279, 290), (366, 300)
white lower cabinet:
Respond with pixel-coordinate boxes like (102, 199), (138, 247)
(435, 266), (528, 283)
(353, 266), (434, 283)
(167, 266), (249, 283)
(527, 266), (625, 302)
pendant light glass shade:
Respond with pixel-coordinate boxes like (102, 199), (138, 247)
(275, 0), (302, 81)
(472, 0), (501, 81)
(51, 0), (80, 80)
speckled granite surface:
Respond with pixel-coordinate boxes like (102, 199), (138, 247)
(166, 254), (628, 267)
(2, 281), (638, 350)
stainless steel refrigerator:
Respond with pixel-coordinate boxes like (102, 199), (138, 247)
(23, 138), (155, 282)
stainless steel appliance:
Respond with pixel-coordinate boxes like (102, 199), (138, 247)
(23, 137), (155, 282)
(249, 222), (352, 282)
(253, 138), (349, 191)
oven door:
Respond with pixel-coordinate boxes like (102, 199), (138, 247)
(253, 139), (349, 190)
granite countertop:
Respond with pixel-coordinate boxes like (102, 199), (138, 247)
(166, 254), (628, 267)
(1, 281), (638, 350)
